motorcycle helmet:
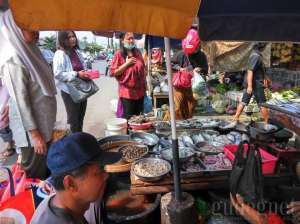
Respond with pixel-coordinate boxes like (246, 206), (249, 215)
(182, 28), (200, 54)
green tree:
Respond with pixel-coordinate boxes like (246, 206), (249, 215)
(42, 35), (56, 52)
(85, 42), (104, 54)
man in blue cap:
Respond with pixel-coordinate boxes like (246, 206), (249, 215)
(31, 132), (121, 224)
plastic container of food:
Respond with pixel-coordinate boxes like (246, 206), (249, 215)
(224, 144), (278, 175)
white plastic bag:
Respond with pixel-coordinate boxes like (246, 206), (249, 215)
(192, 72), (208, 96)
(110, 99), (118, 113)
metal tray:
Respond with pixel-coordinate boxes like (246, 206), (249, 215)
(132, 158), (171, 182)
(98, 135), (130, 147)
(130, 132), (159, 147)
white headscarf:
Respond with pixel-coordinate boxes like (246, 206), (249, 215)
(0, 9), (56, 97)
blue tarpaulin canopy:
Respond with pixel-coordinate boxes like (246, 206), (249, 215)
(198, 0), (300, 42)
(145, 35), (181, 49)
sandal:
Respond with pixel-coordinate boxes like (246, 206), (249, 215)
(0, 147), (16, 158)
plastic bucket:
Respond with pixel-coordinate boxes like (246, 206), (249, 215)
(105, 128), (127, 137)
(106, 118), (127, 131)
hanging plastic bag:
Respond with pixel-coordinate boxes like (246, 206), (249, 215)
(192, 72), (208, 96)
(1, 164), (40, 203)
(0, 167), (37, 224)
(172, 71), (193, 89)
(116, 98), (124, 118)
(143, 95), (152, 113)
(229, 142), (264, 205)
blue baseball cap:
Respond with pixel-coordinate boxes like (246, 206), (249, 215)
(47, 132), (121, 175)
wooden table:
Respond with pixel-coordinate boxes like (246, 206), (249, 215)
(130, 172), (294, 195)
(153, 92), (169, 108)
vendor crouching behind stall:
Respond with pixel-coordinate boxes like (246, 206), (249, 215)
(31, 132), (120, 224)
(171, 28), (208, 119)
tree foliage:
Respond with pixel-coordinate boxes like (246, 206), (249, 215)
(42, 35), (56, 52)
(85, 42), (104, 54)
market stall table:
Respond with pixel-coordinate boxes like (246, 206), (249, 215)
(130, 171), (294, 195)
(261, 103), (300, 119)
(262, 102), (300, 138)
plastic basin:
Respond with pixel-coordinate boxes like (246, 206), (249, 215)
(107, 118), (128, 131)
(224, 144), (278, 175)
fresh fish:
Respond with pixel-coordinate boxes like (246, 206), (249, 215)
(230, 131), (241, 137)
(214, 135), (230, 145)
(202, 133), (211, 141)
(229, 131), (241, 144)
(211, 141), (224, 148)
(201, 119), (219, 128)
(192, 134), (205, 144)
(182, 135), (194, 146)
(198, 134), (205, 142)
(222, 136), (232, 145)
(178, 137), (185, 147)
(191, 135), (199, 144)
(226, 133), (235, 143)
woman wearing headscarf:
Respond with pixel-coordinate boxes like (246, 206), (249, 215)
(171, 28), (207, 120)
(110, 32), (146, 120)
(171, 50), (196, 120)
(53, 31), (90, 133)
(0, 9), (57, 179)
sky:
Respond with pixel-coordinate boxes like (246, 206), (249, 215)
(40, 31), (146, 49)
(40, 31), (110, 47)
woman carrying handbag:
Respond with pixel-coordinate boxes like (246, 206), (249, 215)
(0, 9), (57, 179)
(53, 31), (93, 133)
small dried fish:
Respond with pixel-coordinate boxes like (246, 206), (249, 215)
(133, 159), (170, 177)
(120, 145), (148, 162)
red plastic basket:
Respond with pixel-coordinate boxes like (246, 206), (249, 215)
(224, 144), (278, 175)
(129, 122), (152, 130)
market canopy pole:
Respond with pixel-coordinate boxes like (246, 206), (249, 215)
(161, 38), (198, 224)
(164, 37), (182, 201)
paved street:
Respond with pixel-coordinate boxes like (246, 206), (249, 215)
(0, 60), (118, 167)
